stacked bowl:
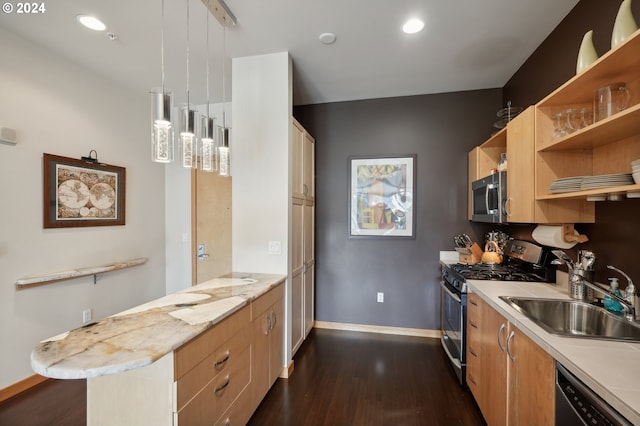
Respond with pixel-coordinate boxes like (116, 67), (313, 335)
(633, 159), (640, 184)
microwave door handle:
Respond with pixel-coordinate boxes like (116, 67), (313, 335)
(485, 185), (491, 213)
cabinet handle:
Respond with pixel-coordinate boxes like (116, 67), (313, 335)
(469, 320), (478, 329)
(270, 310), (277, 329)
(469, 347), (478, 358)
(303, 184), (308, 195)
(469, 299), (478, 307)
(224, 418), (231, 426)
(505, 197), (512, 217)
(214, 351), (230, 370)
(506, 331), (516, 361)
(468, 372), (478, 386)
(264, 315), (271, 335)
(214, 375), (231, 395)
(497, 323), (507, 352)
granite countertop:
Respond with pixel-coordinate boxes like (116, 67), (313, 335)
(468, 279), (640, 425)
(30, 272), (286, 380)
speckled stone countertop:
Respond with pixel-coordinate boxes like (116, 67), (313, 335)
(30, 272), (286, 380)
(468, 279), (640, 425)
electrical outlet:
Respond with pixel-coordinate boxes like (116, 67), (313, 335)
(82, 309), (92, 324)
(377, 292), (384, 303)
(268, 240), (282, 255)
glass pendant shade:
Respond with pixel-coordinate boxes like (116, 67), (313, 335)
(150, 88), (174, 163)
(200, 115), (217, 172)
(217, 126), (231, 177)
(179, 105), (198, 169)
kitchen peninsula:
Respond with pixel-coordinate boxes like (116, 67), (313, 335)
(31, 273), (286, 425)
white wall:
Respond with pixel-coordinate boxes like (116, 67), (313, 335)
(231, 52), (293, 363)
(0, 28), (167, 388)
(231, 53), (291, 274)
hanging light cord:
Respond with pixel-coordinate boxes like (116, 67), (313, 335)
(186, 0), (190, 107)
(206, 0), (210, 120)
(161, 0), (166, 94)
(222, 16), (227, 128)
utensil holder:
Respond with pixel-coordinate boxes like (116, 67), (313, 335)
(569, 268), (594, 301)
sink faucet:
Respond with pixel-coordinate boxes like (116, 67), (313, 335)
(579, 278), (637, 321)
(607, 265), (636, 301)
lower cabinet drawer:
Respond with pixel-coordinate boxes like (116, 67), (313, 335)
(176, 326), (251, 410)
(214, 384), (253, 426)
(176, 345), (251, 424)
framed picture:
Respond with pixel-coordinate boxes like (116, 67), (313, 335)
(43, 153), (126, 228)
(349, 154), (416, 238)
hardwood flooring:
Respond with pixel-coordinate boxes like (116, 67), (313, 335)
(0, 329), (484, 426)
(248, 328), (485, 426)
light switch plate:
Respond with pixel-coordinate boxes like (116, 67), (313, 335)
(268, 240), (282, 255)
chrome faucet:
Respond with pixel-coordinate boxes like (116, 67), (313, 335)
(579, 279), (636, 321)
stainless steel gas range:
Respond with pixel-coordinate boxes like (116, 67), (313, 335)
(440, 239), (556, 386)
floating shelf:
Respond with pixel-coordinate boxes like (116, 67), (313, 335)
(15, 257), (148, 287)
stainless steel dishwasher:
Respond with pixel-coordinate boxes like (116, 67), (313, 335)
(555, 362), (632, 426)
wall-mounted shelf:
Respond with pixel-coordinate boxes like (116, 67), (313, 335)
(15, 257), (148, 287)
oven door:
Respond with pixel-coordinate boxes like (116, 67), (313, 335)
(440, 279), (466, 384)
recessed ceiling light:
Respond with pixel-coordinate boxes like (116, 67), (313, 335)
(319, 32), (337, 45)
(402, 18), (424, 34)
(76, 15), (107, 32)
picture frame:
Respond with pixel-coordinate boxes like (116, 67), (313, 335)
(43, 153), (126, 228)
(349, 154), (416, 238)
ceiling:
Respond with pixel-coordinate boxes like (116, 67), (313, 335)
(0, 0), (579, 107)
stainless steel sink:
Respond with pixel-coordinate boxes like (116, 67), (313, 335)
(499, 296), (640, 342)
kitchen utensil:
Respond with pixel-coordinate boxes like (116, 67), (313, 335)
(593, 82), (631, 122)
(481, 241), (503, 264)
(551, 250), (574, 268)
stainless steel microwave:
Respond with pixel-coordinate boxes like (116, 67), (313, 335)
(471, 171), (507, 223)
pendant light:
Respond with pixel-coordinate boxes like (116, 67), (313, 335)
(200, 0), (217, 172)
(150, 0), (174, 163)
(179, 0), (199, 169)
(217, 15), (231, 177)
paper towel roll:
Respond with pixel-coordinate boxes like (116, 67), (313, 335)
(531, 225), (578, 249)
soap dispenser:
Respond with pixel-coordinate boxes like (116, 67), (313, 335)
(604, 277), (624, 314)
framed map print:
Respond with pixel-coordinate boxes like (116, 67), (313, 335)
(43, 153), (126, 228)
(349, 154), (416, 238)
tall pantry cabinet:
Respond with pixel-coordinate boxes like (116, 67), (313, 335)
(291, 118), (315, 355)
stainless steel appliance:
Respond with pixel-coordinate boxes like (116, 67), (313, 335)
(471, 171), (507, 223)
(555, 362), (632, 425)
(440, 239), (555, 386)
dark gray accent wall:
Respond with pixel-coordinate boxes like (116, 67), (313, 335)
(295, 90), (502, 329)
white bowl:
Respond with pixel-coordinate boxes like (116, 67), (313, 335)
(632, 159), (640, 167)
(633, 172), (640, 184)
(632, 165), (640, 172)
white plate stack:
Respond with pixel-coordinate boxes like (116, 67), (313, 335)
(632, 159), (640, 184)
(580, 173), (634, 190)
(549, 176), (584, 193)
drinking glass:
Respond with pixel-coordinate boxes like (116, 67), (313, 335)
(551, 111), (567, 139)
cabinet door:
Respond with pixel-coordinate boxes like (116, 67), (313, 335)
(251, 311), (271, 408)
(506, 107), (535, 223)
(303, 263), (314, 336)
(466, 293), (482, 397)
(302, 131), (315, 200)
(291, 119), (305, 200)
(507, 324), (555, 426)
(480, 299), (508, 426)
(292, 201), (304, 273)
(269, 298), (285, 385)
(290, 272), (304, 354)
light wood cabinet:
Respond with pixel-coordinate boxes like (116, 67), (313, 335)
(87, 284), (285, 426)
(466, 293), (555, 426)
(468, 106), (592, 223)
(534, 30), (640, 206)
(251, 284), (285, 409)
(291, 117), (315, 356)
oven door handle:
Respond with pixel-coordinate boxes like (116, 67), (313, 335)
(440, 280), (461, 303)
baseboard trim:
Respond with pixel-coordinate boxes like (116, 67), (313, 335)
(314, 321), (441, 338)
(278, 360), (294, 379)
(0, 374), (49, 403)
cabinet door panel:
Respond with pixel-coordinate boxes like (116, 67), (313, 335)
(303, 264), (314, 336)
(480, 300), (508, 426)
(506, 107), (535, 223)
(507, 325), (555, 426)
(270, 298), (285, 385)
(291, 272), (304, 353)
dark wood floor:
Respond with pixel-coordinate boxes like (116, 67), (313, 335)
(248, 329), (484, 426)
(0, 329), (484, 426)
